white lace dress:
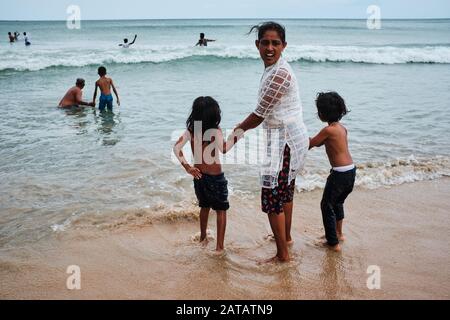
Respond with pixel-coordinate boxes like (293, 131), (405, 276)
(253, 58), (309, 189)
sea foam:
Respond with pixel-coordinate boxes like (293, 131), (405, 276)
(2, 45), (450, 72)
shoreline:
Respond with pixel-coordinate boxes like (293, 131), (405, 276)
(1, 178), (449, 299)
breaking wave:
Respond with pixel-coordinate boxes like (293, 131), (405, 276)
(2, 44), (450, 72)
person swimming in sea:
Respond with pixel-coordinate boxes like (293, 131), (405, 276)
(8, 32), (15, 43)
(58, 78), (95, 108)
(23, 32), (31, 46)
(195, 33), (216, 46)
(119, 34), (137, 48)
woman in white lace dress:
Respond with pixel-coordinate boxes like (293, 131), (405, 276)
(229, 22), (309, 262)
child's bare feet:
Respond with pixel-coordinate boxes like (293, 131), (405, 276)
(286, 237), (294, 246)
(315, 240), (341, 252)
(319, 234), (344, 241)
(213, 248), (226, 256)
(329, 243), (341, 252)
(266, 234), (294, 246)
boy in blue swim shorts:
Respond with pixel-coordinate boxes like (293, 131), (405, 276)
(93, 66), (120, 111)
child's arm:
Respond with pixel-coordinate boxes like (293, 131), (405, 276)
(110, 79), (120, 106)
(309, 127), (331, 150)
(173, 130), (202, 179)
(92, 81), (98, 106)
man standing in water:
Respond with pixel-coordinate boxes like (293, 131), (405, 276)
(58, 78), (95, 108)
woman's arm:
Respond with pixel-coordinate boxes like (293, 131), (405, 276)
(214, 128), (236, 154)
(229, 67), (291, 144)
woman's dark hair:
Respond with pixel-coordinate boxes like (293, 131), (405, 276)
(316, 92), (348, 123)
(186, 96), (221, 136)
(248, 21), (286, 44)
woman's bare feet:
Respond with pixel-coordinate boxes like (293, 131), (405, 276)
(258, 255), (289, 265)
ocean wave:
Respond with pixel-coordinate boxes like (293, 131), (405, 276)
(50, 200), (201, 233)
(298, 155), (450, 192)
(49, 155), (450, 233)
(2, 44), (450, 72)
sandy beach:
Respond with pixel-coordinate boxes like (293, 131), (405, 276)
(1, 178), (449, 300)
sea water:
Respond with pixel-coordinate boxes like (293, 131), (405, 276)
(0, 19), (449, 246)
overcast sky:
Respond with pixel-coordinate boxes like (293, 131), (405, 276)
(1, 0), (449, 20)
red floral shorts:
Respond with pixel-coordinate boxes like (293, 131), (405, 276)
(261, 145), (296, 214)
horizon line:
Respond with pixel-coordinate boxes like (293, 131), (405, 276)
(1, 17), (450, 22)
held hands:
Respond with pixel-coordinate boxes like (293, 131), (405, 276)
(89, 101), (95, 107)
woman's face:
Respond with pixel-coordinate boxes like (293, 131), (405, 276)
(256, 30), (287, 67)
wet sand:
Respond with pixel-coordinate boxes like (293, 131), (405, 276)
(1, 178), (449, 299)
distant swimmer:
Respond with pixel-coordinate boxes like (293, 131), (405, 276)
(23, 32), (31, 46)
(8, 32), (14, 43)
(195, 33), (216, 46)
(119, 34), (137, 48)
(58, 78), (95, 108)
(14, 31), (20, 41)
(93, 66), (120, 112)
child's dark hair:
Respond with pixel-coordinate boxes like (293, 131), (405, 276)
(200, 33), (205, 39)
(186, 96), (221, 135)
(248, 21), (286, 44)
(98, 66), (107, 76)
(316, 92), (348, 123)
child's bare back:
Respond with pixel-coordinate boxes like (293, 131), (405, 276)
(321, 122), (353, 167)
(93, 66), (120, 110)
(96, 76), (113, 95)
